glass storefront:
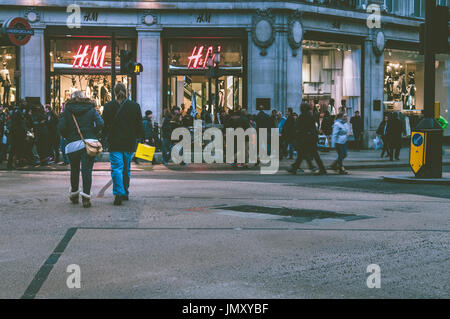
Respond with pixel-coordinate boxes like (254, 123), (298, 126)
(383, 49), (423, 113)
(302, 40), (362, 117)
(47, 37), (135, 114)
(164, 38), (245, 123)
(384, 49), (449, 135)
(0, 45), (18, 107)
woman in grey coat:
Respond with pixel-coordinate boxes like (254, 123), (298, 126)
(58, 91), (104, 208)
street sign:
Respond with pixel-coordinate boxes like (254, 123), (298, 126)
(410, 132), (426, 174)
(1, 17), (34, 46)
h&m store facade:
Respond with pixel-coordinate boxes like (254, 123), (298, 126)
(1, 2), (448, 144)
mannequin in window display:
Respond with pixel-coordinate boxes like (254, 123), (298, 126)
(92, 83), (100, 107)
(100, 79), (111, 106)
(0, 62), (11, 106)
(392, 75), (401, 99)
(328, 99), (336, 116)
(69, 77), (77, 95)
(85, 79), (95, 99)
(399, 72), (408, 109)
(407, 74), (416, 110)
(384, 75), (394, 101)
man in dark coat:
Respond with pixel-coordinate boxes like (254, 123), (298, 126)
(255, 109), (276, 156)
(376, 114), (390, 158)
(282, 108), (296, 159)
(102, 83), (144, 206)
(350, 111), (363, 150)
(46, 105), (60, 163)
(386, 112), (403, 161)
(7, 104), (27, 169)
(288, 103), (327, 175)
(31, 104), (51, 165)
(142, 110), (155, 145)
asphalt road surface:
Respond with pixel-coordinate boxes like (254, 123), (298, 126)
(0, 166), (449, 299)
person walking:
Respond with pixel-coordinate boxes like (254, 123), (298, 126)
(320, 111), (334, 151)
(58, 90), (104, 208)
(31, 104), (51, 166)
(376, 114), (390, 158)
(143, 110), (156, 146)
(102, 83), (144, 206)
(281, 108), (296, 160)
(386, 112), (403, 161)
(160, 108), (173, 166)
(288, 103), (327, 175)
(331, 112), (349, 174)
(46, 105), (60, 163)
(6, 103), (27, 169)
(350, 110), (363, 150)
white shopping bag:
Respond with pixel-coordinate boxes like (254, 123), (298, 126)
(373, 136), (383, 150)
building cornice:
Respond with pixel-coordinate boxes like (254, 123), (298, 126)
(0, 1), (424, 28)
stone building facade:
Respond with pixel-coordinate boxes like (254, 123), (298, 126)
(0, 1), (448, 145)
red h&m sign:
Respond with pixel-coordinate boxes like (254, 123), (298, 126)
(187, 45), (221, 69)
(72, 44), (107, 69)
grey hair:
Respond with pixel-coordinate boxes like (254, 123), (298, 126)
(70, 90), (86, 100)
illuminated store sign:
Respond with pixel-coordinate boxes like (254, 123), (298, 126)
(187, 45), (221, 69)
(72, 44), (107, 69)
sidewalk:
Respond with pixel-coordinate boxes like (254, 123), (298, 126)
(1, 146), (449, 172)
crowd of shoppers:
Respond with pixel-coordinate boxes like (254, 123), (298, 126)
(1, 89), (414, 209)
(0, 101), (65, 169)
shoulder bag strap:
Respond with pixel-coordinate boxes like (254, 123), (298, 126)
(113, 99), (127, 123)
(71, 113), (85, 143)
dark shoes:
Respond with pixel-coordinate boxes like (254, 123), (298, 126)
(80, 192), (91, 208)
(314, 170), (327, 176)
(69, 190), (79, 204)
(114, 195), (122, 206)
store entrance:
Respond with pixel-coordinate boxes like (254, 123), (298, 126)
(167, 73), (243, 123)
(49, 73), (131, 114)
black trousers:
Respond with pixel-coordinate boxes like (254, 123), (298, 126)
(68, 148), (95, 194)
(35, 127), (51, 161)
(49, 132), (60, 162)
(353, 130), (363, 149)
(389, 142), (401, 160)
(7, 134), (25, 167)
(292, 142), (326, 172)
(381, 136), (390, 157)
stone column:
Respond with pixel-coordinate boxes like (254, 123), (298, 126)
(247, 24), (276, 114)
(20, 26), (45, 104)
(286, 38), (302, 115)
(363, 36), (384, 147)
(274, 14), (288, 113)
(137, 29), (162, 120)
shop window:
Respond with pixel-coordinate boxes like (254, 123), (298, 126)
(384, 49), (423, 113)
(302, 41), (361, 117)
(167, 39), (243, 71)
(0, 46), (17, 107)
(48, 37), (134, 113)
(165, 38), (245, 121)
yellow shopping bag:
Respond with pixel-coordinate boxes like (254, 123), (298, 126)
(135, 143), (156, 161)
